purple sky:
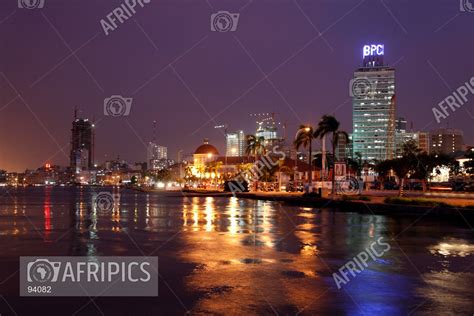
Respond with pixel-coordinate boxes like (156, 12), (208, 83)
(0, 0), (473, 171)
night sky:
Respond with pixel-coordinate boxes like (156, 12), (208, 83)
(0, 0), (473, 171)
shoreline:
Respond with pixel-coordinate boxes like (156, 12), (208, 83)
(133, 187), (234, 197)
(135, 186), (474, 220)
(234, 192), (474, 220)
(21, 185), (471, 220)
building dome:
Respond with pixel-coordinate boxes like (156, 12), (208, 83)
(194, 139), (219, 155)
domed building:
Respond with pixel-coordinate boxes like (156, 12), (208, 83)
(192, 139), (219, 177)
(194, 140), (219, 157)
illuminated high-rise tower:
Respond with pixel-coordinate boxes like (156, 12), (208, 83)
(147, 120), (168, 170)
(70, 109), (94, 173)
(147, 143), (168, 170)
(351, 44), (396, 161)
(226, 131), (245, 157)
(251, 112), (283, 149)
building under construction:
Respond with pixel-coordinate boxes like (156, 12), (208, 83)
(251, 112), (286, 150)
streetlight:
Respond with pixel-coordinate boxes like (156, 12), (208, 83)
(296, 126), (313, 189)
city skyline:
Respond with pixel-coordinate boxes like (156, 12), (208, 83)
(0, 0), (473, 171)
(0, 2), (473, 314)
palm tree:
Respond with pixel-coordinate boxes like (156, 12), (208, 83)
(245, 135), (266, 159)
(313, 153), (334, 173)
(259, 164), (279, 183)
(314, 115), (348, 197)
(206, 161), (223, 187)
(245, 135), (266, 190)
(347, 152), (363, 177)
(294, 125), (314, 187)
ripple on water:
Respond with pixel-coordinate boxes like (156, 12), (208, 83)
(240, 258), (263, 264)
(281, 270), (306, 278)
(203, 285), (234, 298)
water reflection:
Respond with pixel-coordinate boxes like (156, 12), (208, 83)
(179, 200), (333, 313)
(43, 186), (51, 241)
(176, 198), (474, 314)
(0, 187), (473, 314)
(204, 197), (214, 232)
(429, 238), (474, 257)
(228, 197), (238, 235)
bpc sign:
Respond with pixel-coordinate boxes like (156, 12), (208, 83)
(363, 44), (384, 57)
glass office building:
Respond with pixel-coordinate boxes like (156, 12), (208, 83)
(226, 131), (245, 157)
(352, 45), (396, 162)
